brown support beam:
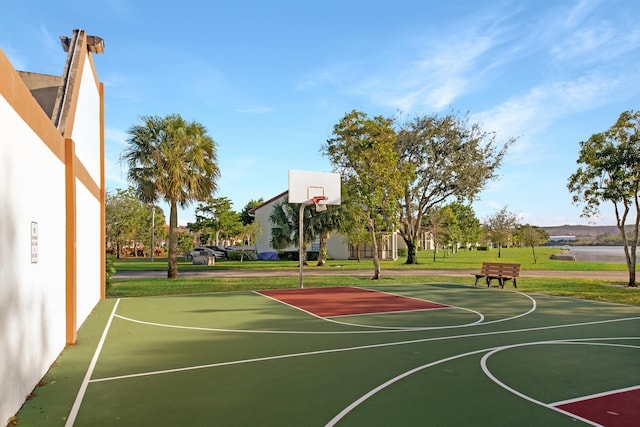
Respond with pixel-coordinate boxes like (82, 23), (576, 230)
(99, 82), (106, 300)
(65, 138), (77, 344)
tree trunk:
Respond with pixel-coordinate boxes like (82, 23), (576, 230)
(498, 244), (502, 258)
(367, 218), (380, 280)
(622, 240), (637, 287)
(167, 200), (179, 279)
(531, 244), (538, 263)
(616, 211), (638, 287)
(317, 233), (328, 266)
(404, 239), (418, 264)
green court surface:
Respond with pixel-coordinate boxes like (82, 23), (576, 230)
(16, 283), (640, 426)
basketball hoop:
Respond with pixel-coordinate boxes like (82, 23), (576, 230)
(312, 196), (328, 212)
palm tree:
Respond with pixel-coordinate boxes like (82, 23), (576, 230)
(308, 204), (345, 266)
(270, 198), (345, 266)
(270, 198), (312, 265)
(122, 114), (219, 278)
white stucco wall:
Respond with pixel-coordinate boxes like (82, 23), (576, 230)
(0, 43), (103, 423)
(0, 94), (67, 424)
(72, 53), (101, 185)
(253, 193), (287, 254)
(75, 183), (101, 324)
(71, 52), (102, 326)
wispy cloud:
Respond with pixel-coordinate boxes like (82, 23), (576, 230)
(355, 33), (495, 112)
(469, 70), (638, 175)
(37, 25), (60, 54)
(473, 73), (622, 140)
(105, 127), (127, 146)
(561, 0), (601, 29)
(104, 157), (127, 188)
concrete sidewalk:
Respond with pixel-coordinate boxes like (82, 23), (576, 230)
(114, 268), (630, 281)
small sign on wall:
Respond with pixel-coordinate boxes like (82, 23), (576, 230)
(31, 221), (38, 264)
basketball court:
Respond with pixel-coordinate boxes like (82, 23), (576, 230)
(16, 283), (640, 426)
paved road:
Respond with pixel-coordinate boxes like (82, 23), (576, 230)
(115, 268), (630, 281)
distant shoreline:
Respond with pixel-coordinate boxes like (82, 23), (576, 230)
(557, 245), (636, 263)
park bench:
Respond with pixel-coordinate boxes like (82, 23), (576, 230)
(474, 262), (520, 288)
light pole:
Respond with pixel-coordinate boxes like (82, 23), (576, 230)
(150, 205), (155, 262)
(298, 196), (327, 288)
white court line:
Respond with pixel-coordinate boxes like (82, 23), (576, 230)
(325, 347), (490, 426)
(326, 337), (640, 426)
(64, 299), (121, 427)
(480, 339), (640, 427)
(323, 305), (485, 330)
(551, 384), (640, 407)
(254, 288), (537, 331)
(116, 290), (536, 332)
(93, 316), (640, 384)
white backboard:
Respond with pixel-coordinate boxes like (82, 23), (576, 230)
(288, 170), (341, 205)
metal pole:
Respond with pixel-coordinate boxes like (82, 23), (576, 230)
(298, 199), (316, 288)
(150, 206), (155, 262)
(299, 203), (305, 288)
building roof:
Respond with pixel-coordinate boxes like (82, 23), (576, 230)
(248, 190), (288, 214)
(15, 29), (104, 133)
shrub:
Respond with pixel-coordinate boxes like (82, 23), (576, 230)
(227, 251), (257, 261)
(105, 254), (117, 291)
(278, 251), (319, 261)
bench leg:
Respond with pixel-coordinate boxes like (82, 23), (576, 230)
(513, 278), (517, 288)
(499, 278), (504, 289)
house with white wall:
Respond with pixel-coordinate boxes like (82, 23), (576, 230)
(251, 191), (398, 260)
(0, 29), (105, 423)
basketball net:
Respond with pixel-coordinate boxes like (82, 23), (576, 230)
(312, 196), (328, 212)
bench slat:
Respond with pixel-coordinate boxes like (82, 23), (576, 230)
(474, 262), (520, 288)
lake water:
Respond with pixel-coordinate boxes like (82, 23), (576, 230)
(558, 246), (637, 263)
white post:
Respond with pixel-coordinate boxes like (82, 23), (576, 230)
(298, 200), (314, 288)
(150, 206), (155, 262)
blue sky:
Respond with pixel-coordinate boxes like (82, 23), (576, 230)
(2, 0), (639, 226)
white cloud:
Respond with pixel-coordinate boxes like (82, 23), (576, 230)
(105, 127), (127, 146)
(550, 26), (613, 61)
(473, 74), (621, 140)
(361, 34), (495, 112)
(561, 0), (601, 29)
(104, 157), (127, 188)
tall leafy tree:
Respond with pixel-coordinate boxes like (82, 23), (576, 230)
(568, 110), (640, 287)
(340, 207), (370, 261)
(449, 202), (482, 249)
(483, 206), (519, 258)
(240, 198), (264, 225)
(424, 205), (456, 262)
(440, 205), (461, 255)
(105, 187), (166, 258)
(191, 197), (241, 245)
(122, 114), (219, 278)
(323, 110), (404, 279)
(396, 112), (513, 264)
(516, 224), (548, 263)
(105, 187), (138, 258)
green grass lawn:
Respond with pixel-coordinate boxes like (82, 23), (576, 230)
(114, 247), (628, 272)
(110, 247), (640, 306)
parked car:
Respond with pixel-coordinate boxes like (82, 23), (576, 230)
(185, 247), (225, 260)
(206, 245), (228, 258)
